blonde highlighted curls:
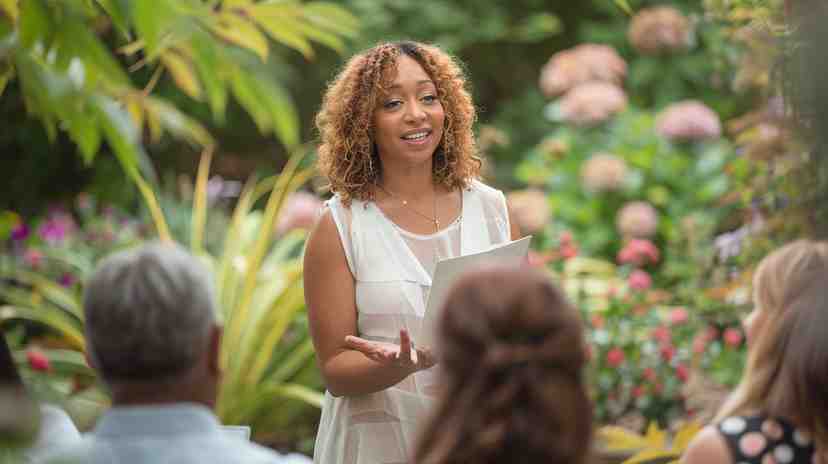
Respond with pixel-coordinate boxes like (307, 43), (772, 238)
(315, 41), (481, 205)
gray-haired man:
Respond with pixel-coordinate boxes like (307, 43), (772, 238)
(41, 242), (305, 463)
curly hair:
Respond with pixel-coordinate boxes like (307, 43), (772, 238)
(415, 266), (593, 464)
(315, 41), (480, 205)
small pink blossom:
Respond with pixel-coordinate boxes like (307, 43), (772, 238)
(692, 333), (708, 354)
(723, 328), (743, 348)
(617, 239), (660, 266)
(628, 269), (652, 291)
(59, 273), (76, 288)
(560, 243), (579, 259)
(642, 367), (657, 382)
(591, 314), (605, 329)
(659, 344), (675, 362)
(23, 249), (44, 269)
(651, 325), (671, 344)
(632, 385), (646, 398)
(669, 307), (689, 325)
(675, 363), (690, 382)
(606, 347), (625, 367)
(27, 349), (50, 372)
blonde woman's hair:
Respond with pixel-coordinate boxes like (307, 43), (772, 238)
(715, 240), (828, 450)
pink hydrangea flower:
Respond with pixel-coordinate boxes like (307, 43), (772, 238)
(628, 6), (693, 55)
(675, 363), (690, 382)
(617, 202), (659, 238)
(506, 189), (550, 235)
(559, 82), (628, 127)
(581, 153), (628, 192)
(628, 269), (652, 291)
(656, 100), (722, 142)
(539, 44), (628, 98)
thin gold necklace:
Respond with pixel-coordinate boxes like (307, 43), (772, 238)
(377, 184), (440, 232)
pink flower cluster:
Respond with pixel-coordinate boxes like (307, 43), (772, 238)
(656, 100), (722, 142)
(581, 153), (628, 192)
(559, 82), (628, 127)
(539, 44), (628, 98)
(506, 189), (550, 235)
(275, 192), (324, 235)
(616, 201), (659, 239)
(628, 6), (694, 55)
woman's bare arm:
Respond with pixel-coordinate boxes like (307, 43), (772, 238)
(304, 210), (425, 397)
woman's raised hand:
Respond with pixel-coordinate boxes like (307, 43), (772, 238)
(345, 329), (436, 373)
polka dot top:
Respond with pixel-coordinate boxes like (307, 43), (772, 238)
(717, 415), (815, 464)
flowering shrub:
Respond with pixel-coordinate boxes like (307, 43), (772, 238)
(538, 44), (628, 98)
(628, 6), (694, 56)
(656, 100), (723, 142)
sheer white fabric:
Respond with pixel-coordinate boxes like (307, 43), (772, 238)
(312, 180), (511, 464)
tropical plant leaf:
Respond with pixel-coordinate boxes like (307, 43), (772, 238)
(671, 421), (702, 452)
(251, 12), (314, 59)
(161, 50), (202, 100)
(0, 305), (85, 350)
(210, 11), (269, 62)
(190, 147), (213, 254)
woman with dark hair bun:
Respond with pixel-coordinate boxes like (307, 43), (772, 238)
(414, 266), (593, 464)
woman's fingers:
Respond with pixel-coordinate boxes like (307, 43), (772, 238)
(398, 329), (413, 364)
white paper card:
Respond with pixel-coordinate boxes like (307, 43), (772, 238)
(223, 425), (251, 441)
(419, 236), (532, 349)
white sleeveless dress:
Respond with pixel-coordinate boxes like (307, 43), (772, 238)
(313, 180), (511, 464)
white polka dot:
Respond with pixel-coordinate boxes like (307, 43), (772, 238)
(722, 417), (748, 434)
(794, 429), (812, 447)
(774, 444), (794, 463)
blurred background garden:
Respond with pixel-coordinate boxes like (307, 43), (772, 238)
(2, 0), (825, 460)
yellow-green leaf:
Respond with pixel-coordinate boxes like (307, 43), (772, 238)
(671, 421), (702, 453)
(161, 51), (202, 100)
(222, 0), (253, 8)
(0, 0), (18, 22)
(599, 426), (650, 451)
(644, 422), (667, 449)
(210, 12), (269, 62)
(623, 449), (679, 464)
(252, 13), (313, 59)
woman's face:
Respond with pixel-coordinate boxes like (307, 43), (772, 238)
(372, 55), (445, 170)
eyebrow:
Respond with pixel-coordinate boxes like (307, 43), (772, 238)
(389, 80), (435, 89)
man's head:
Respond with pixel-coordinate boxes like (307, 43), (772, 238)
(83, 242), (221, 405)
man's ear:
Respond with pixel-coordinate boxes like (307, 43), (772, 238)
(208, 325), (223, 376)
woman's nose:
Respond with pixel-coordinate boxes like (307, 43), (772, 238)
(404, 101), (427, 123)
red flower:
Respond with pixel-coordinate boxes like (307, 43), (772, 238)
(659, 344), (675, 362)
(669, 307), (689, 325)
(632, 385), (646, 398)
(591, 314), (605, 329)
(628, 270), (652, 291)
(606, 347), (625, 367)
(723, 328), (743, 348)
(651, 325), (671, 344)
(675, 363), (689, 382)
(642, 367), (657, 382)
(27, 349), (50, 372)
(559, 230), (573, 245)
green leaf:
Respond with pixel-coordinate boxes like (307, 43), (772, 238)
(252, 12), (314, 59)
(131, 0), (176, 58)
(614, 0), (633, 15)
(510, 13), (563, 43)
(0, 0), (19, 22)
(19, 0), (52, 49)
(210, 12), (269, 62)
(161, 51), (203, 100)
(230, 69), (272, 134)
(190, 35), (228, 121)
(92, 95), (143, 179)
(145, 96), (215, 148)
(94, 0), (130, 39)
(303, 2), (359, 38)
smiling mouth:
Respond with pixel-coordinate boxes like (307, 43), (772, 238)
(401, 130), (432, 142)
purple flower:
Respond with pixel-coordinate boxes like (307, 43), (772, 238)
(59, 273), (76, 288)
(11, 223), (30, 241)
(37, 212), (76, 245)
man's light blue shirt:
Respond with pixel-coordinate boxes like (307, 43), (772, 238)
(39, 403), (309, 464)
